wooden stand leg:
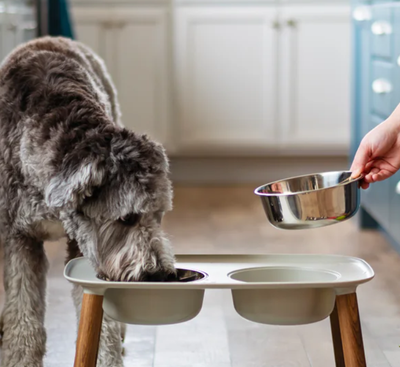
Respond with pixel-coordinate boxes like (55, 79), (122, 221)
(330, 293), (367, 367)
(74, 293), (104, 367)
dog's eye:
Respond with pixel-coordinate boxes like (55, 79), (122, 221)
(118, 213), (141, 226)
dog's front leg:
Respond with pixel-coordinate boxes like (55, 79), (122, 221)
(0, 234), (48, 367)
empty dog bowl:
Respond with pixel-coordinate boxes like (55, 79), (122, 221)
(229, 267), (338, 325)
(254, 171), (362, 230)
(102, 269), (207, 325)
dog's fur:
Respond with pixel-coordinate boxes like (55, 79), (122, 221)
(0, 36), (175, 367)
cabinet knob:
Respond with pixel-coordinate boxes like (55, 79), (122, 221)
(371, 21), (392, 35)
(272, 21), (280, 29)
(353, 6), (372, 22)
(396, 181), (400, 195)
(372, 79), (392, 94)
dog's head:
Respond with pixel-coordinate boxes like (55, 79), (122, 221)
(45, 125), (175, 281)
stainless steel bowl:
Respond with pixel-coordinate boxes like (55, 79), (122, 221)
(254, 171), (362, 230)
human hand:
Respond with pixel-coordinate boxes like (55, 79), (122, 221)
(350, 116), (400, 189)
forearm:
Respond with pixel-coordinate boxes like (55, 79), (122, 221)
(385, 103), (400, 134)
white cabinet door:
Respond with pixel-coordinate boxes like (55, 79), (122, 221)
(110, 8), (170, 147)
(0, 11), (20, 60)
(280, 5), (351, 153)
(70, 7), (114, 73)
(71, 6), (170, 148)
(175, 7), (278, 153)
(0, 4), (36, 62)
(279, 5), (351, 152)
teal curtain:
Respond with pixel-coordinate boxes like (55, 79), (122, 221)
(48, 0), (74, 39)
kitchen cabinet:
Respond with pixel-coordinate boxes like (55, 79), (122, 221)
(0, 2), (36, 61)
(174, 4), (351, 154)
(351, 4), (371, 157)
(71, 6), (171, 148)
(174, 6), (278, 152)
(69, 7), (110, 62)
(279, 5), (351, 149)
(352, 2), (400, 248)
(71, 1), (351, 156)
(389, 171), (400, 240)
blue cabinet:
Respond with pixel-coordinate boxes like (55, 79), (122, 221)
(389, 171), (400, 239)
(371, 6), (393, 59)
(371, 60), (394, 117)
(352, 1), (400, 245)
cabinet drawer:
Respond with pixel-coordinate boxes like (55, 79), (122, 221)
(371, 60), (394, 117)
(371, 6), (393, 59)
(389, 172), (400, 242)
(362, 180), (390, 229)
(393, 7), (400, 105)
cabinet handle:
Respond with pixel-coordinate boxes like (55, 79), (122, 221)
(114, 21), (126, 29)
(372, 79), (392, 94)
(102, 21), (113, 29)
(272, 21), (280, 30)
(102, 21), (126, 29)
(397, 55), (400, 67)
(287, 19), (297, 28)
(396, 181), (400, 195)
(371, 21), (392, 35)
(21, 22), (37, 31)
(353, 6), (372, 22)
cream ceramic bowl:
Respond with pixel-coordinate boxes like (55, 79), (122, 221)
(229, 266), (339, 325)
(103, 269), (207, 325)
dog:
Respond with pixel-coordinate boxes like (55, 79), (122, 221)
(0, 36), (176, 367)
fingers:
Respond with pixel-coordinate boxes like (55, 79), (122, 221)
(363, 168), (393, 184)
(355, 159), (395, 189)
(361, 181), (370, 190)
(350, 143), (371, 178)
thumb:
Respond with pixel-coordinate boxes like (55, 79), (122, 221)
(350, 143), (371, 178)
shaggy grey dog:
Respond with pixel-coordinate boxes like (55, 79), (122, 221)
(0, 36), (176, 367)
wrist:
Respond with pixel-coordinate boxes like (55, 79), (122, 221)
(386, 103), (400, 134)
(385, 114), (400, 135)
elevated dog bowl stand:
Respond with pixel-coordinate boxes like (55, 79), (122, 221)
(64, 254), (375, 367)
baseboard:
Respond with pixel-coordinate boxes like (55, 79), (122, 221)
(169, 156), (349, 185)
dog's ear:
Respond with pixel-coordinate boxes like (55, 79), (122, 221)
(45, 163), (105, 208)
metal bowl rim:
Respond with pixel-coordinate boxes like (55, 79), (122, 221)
(175, 268), (209, 281)
(98, 268), (209, 283)
(254, 170), (362, 197)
